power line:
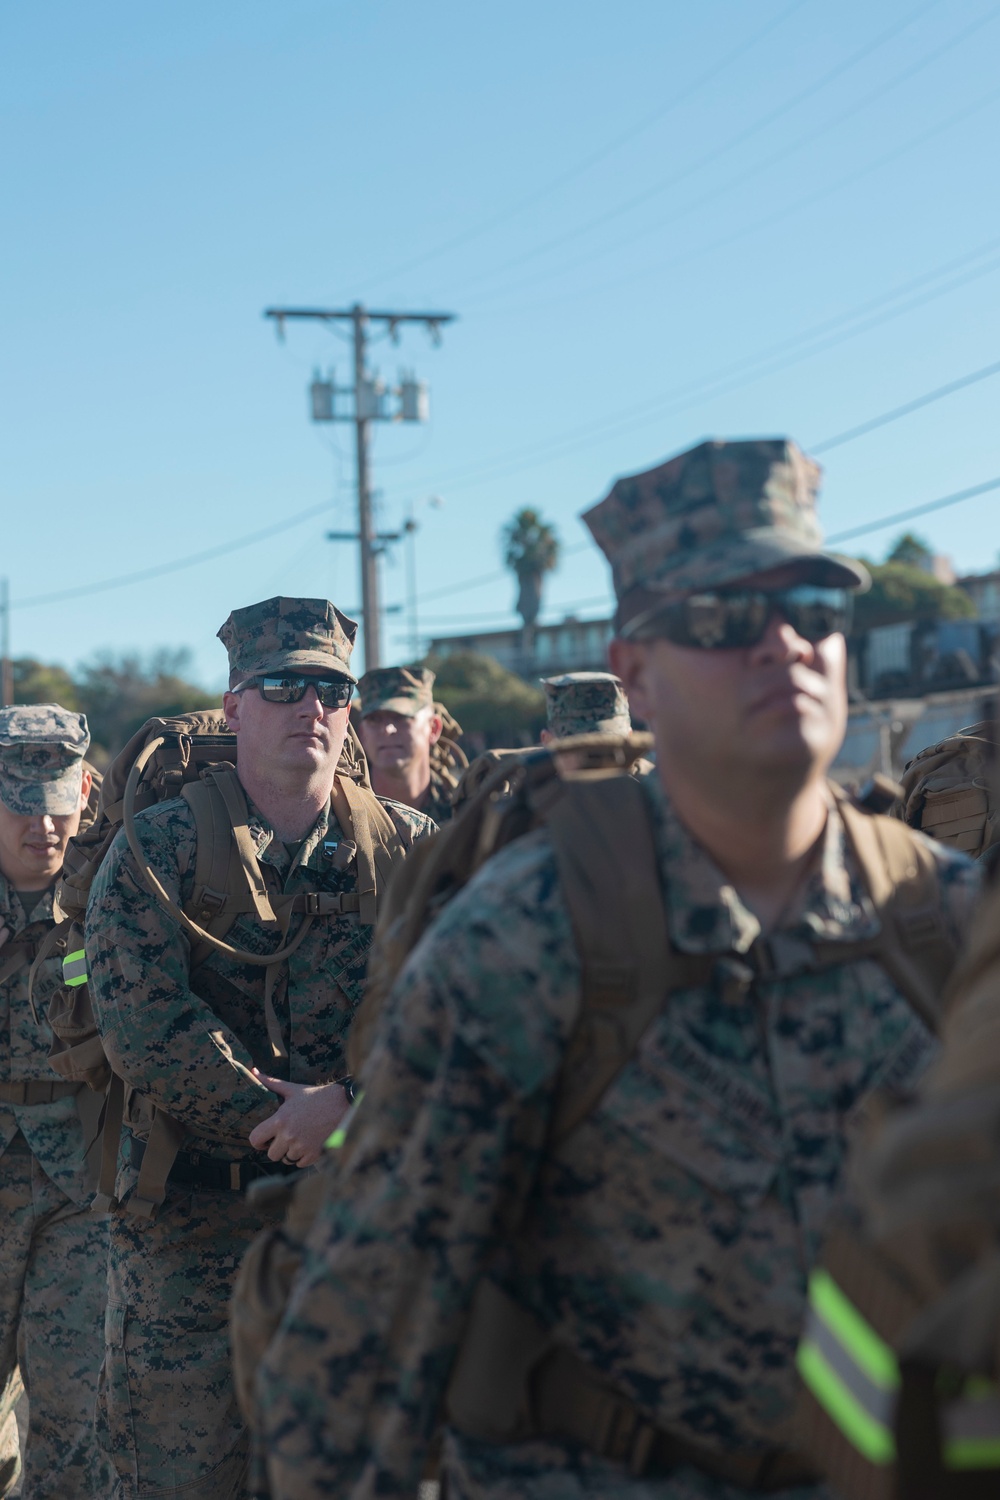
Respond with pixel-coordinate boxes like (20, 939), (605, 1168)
(827, 477), (1000, 544)
(463, 3), (996, 309)
(395, 235), (1000, 507)
(471, 70), (1000, 316)
(420, 481), (1000, 631)
(812, 358), (1000, 453)
(451, 0), (951, 302)
(12, 501), (333, 611)
(417, 542), (593, 606)
(358, 0), (814, 293)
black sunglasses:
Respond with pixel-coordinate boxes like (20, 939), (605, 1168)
(233, 675), (354, 708)
(632, 586), (852, 650)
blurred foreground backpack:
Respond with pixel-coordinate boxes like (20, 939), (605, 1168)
(44, 709), (406, 1218)
(230, 740), (965, 1495)
(797, 874), (1000, 1499)
(899, 720), (999, 861)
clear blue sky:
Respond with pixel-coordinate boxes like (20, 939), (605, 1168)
(3, 0), (999, 687)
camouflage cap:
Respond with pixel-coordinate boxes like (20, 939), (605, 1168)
(218, 596), (358, 684)
(358, 666), (436, 718)
(582, 438), (869, 636)
(0, 704), (90, 816)
(542, 672), (631, 739)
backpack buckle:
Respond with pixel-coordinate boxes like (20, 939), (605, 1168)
(302, 891), (340, 916)
(594, 1396), (657, 1476)
(194, 887), (228, 920)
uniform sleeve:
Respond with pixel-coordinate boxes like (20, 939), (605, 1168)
(258, 830), (580, 1498)
(85, 816), (276, 1144)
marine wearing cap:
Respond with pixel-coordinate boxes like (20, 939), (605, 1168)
(84, 593), (434, 1498)
(355, 666), (461, 823)
(583, 437), (869, 636)
(0, 705), (90, 816)
(254, 434), (979, 1500)
(358, 666), (435, 718)
(541, 672), (631, 740)
(0, 700), (110, 1496)
(218, 595), (358, 684)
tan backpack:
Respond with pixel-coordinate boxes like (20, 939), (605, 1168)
(46, 709), (407, 1218)
(898, 719), (999, 860)
(429, 701), (469, 801)
(231, 747), (961, 1477)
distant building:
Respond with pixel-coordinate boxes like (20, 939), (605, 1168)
(958, 569), (1000, 623)
(428, 613), (614, 680)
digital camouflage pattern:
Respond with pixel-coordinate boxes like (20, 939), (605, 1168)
(258, 774), (978, 1499)
(86, 788), (435, 1498)
(542, 672), (631, 739)
(0, 854), (110, 1495)
(218, 595), (359, 683)
(0, 880), (97, 1202)
(0, 704), (89, 816)
(0, 1135), (111, 1498)
(358, 666), (436, 718)
(582, 439), (868, 632)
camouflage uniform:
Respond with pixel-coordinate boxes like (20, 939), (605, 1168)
(542, 671), (631, 739)
(84, 601), (436, 1500)
(0, 705), (111, 1498)
(256, 443), (976, 1499)
(358, 665), (461, 824)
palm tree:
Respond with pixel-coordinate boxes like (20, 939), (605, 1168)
(502, 508), (560, 659)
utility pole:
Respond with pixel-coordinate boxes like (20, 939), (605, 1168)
(264, 302), (455, 669)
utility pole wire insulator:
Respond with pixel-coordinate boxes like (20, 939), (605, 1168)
(265, 302), (456, 670)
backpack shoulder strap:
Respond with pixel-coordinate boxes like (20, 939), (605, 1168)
(331, 775), (408, 926)
(544, 774), (713, 1143)
(827, 790), (957, 1033)
(181, 771), (284, 971)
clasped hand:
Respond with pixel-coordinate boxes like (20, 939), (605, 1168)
(247, 1071), (350, 1169)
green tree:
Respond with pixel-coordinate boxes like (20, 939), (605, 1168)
(75, 649), (217, 763)
(424, 651), (545, 746)
(12, 658), (81, 710)
(501, 508), (560, 636)
(886, 531), (934, 570)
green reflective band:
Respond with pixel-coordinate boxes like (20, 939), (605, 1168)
(61, 949), (89, 988)
(946, 1437), (1000, 1470)
(797, 1339), (897, 1466)
(325, 1090), (364, 1151)
(808, 1269), (900, 1392)
(943, 1381), (1000, 1470)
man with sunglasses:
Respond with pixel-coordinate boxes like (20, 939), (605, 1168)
(258, 442), (979, 1500)
(84, 597), (435, 1500)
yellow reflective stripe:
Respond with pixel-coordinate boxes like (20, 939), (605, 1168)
(797, 1339), (897, 1466)
(61, 949), (89, 988)
(325, 1090), (364, 1150)
(808, 1269), (900, 1391)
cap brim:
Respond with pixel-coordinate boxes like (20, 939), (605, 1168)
(0, 770), (83, 817)
(248, 650), (358, 684)
(360, 696), (427, 718)
(621, 530), (869, 615)
(550, 716), (632, 739)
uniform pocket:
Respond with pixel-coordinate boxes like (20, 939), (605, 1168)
(97, 1297), (139, 1491)
(594, 1020), (782, 1211)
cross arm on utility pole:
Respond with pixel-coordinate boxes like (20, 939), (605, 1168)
(266, 301), (455, 670)
(264, 307), (456, 326)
